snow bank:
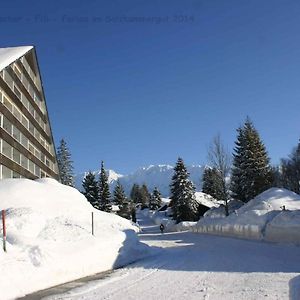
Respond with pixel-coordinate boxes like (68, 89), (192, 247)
(173, 221), (197, 232)
(264, 210), (300, 243)
(193, 188), (300, 244)
(0, 179), (149, 300)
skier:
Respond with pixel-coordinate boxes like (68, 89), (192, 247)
(160, 223), (165, 234)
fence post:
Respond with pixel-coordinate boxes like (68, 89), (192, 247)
(2, 210), (6, 252)
(91, 212), (94, 236)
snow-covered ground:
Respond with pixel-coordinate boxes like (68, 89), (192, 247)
(39, 211), (300, 300)
(193, 188), (300, 243)
(0, 179), (149, 300)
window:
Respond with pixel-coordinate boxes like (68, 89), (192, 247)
(35, 165), (40, 177)
(13, 171), (21, 178)
(28, 159), (34, 174)
(12, 126), (21, 142)
(21, 115), (29, 129)
(13, 84), (22, 100)
(13, 64), (22, 80)
(35, 114), (41, 125)
(2, 165), (12, 179)
(28, 85), (34, 98)
(29, 122), (34, 135)
(21, 134), (28, 148)
(13, 148), (21, 164)
(4, 70), (13, 89)
(45, 158), (50, 167)
(22, 75), (29, 90)
(2, 140), (12, 158)
(28, 102), (35, 116)
(2, 117), (12, 134)
(21, 154), (28, 169)
(3, 95), (13, 112)
(28, 142), (34, 154)
(34, 128), (39, 140)
(13, 107), (21, 122)
(34, 148), (41, 160)
(40, 137), (45, 147)
(22, 95), (29, 110)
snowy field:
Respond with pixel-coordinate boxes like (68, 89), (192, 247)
(38, 212), (300, 300)
(0, 179), (149, 300)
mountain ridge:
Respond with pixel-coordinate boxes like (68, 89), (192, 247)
(75, 164), (204, 197)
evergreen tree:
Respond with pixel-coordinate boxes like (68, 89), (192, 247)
(57, 139), (74, 186)
(170, 157), (199, 223)
(99, 161), (112, 212)
(118, 201), (132, 220)
(280, 140), (300, 193)
(113, 180), (127, 206)
(140, 184), (150, 209)
(202, 167), (226, 201)
(113, 180), (132, 219)
(130, 184), (140, 203)
(231, 118), (273, 202)
(149, 187), (162, 210)
(82, 171), (99, 209)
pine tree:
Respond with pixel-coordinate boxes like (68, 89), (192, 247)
(130, 184), (140, 203)
(202, 167), (225, 201)
(82, 171), (99, 209)
(149, 187), (162, 210)
(118, 201), (132, 220)
(113, 180), (127, 206)
(170, 157), (199, 223)
(140, 184), (150, 209)
(231, 118), (273, 202)
(57, 139), (74, 186)
(99, 161), (112, 212)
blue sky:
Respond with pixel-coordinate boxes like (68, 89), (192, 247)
(1, 0), (300, 174)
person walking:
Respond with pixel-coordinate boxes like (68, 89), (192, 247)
(160, 223), (165, 234)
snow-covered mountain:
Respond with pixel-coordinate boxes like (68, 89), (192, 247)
(75, 164), (205, 197)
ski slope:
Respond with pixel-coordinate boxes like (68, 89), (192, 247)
(42, 212), (300, 300)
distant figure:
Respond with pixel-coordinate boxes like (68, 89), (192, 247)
(160, 223), (165, 234)
(281, 205), (286, 211)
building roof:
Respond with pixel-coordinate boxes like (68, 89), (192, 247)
(0, 46), (33, 71)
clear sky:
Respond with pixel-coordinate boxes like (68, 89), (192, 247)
(1, 0), (300, 174)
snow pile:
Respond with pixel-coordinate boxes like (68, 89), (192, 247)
(173, 221), (197, 232)
(0, 179), (149, 300)
(193, 188), (300, 243)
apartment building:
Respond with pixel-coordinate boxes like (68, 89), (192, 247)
(0, 46), (59, 180)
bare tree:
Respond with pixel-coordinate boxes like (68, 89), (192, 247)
(207, 134), (231, 216)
